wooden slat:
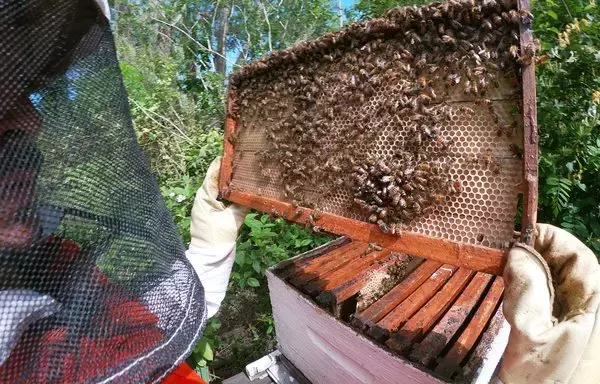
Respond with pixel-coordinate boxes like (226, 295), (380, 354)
(278, 240), (360, 280)
(518, 0), (539, 246)
(218, 94), (236, 196)
(457, 303), (509, 383)
(224, 191), (507, 275)
(409, 272), (494, 367)
(316, 255), (422, 307)
(352, 260), (442, 330)
(289, 242), (370, 286)
(273, 237), (351, 273)
(368, 265), (458, 341)
(385, 268), (475, 354)
(303, 250), (392, 296)
(434, 277), (504, 377)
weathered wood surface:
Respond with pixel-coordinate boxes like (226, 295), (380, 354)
(226, 191), (507, 275)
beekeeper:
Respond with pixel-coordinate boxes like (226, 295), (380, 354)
(0, 0), (598, 383)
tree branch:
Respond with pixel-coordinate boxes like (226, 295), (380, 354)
(259, 1), (273, 52)
(151, 17), (241, 70)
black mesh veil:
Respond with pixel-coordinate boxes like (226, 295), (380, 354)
(0, 1), (207, 382)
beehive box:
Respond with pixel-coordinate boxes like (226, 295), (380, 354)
(267, 238), (509, 384)
(220, 0), (538, 275)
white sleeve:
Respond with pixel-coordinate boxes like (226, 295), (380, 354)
(185, 242), (236, 319)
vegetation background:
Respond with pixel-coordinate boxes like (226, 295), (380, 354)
(110, 0), (600, 381)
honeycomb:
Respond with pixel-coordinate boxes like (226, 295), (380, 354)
(227, 0), (529, 250)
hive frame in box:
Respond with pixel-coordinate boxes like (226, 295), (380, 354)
(219, 0), (538, 276)
(265, 238), (511, 384)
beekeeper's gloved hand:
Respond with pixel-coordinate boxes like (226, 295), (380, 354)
(499, 224), (600, 384)
(186, 156), (248, 318)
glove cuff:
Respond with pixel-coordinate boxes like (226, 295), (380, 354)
(510, 243), (555, 305)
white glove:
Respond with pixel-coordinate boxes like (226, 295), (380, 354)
(186, 156), (248, 318)
(190, 156), (248, 249)
(499, 224), (600, 384)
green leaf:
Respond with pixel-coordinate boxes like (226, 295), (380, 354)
(252, 260), (262, 274)
(295, 238), (313, 247)
(199, 366), (210, 381)
(547, 10), (558, 20)
(235, 251), (245, 266)
(195, 339), (214, 361)
(247, 277), (261, 287)
(244, 215), (262, 231)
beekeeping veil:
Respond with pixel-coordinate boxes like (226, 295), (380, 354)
(0, 0), (206, 382)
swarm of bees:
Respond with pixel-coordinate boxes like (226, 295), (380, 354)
(229, 0), (533, 235)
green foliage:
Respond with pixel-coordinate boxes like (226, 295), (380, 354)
(160, 130), (223, 244)
(188, 318), (221, 382)
(534, 0), (600, 252)
(232, 213), (331, 288)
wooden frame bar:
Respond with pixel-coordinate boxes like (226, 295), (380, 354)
(369, 264), (458, 341)
(278, 240), (360, 280)
(302, 250), (392, 296)
(288, 242), (370, 286)
(518, 0), (539, 246)
(352, 260), (442, 330)
(316, 254), (419, 308)
(385, 268), (475, 353)
(434, 278), (504, 377)
(408, 273), (494, 366)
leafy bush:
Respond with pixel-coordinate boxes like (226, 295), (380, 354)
(534, 0), (600, 253)
(160, 130), (224, 244)
(188, 318), (222, 381)
(232, 213), (331, 288)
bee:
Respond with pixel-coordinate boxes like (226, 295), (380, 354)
(445, 73), (461, 87)
(426, 87), (438, 101)
(369, 242), (383, 252)
(509, 45), (520, 58)
(509, 143), (524, 159)
(464, 79), (472, 94)
(415, 176), (428, 185)
(492, 161), (502, 175)
(475, 98), (492, 106)
(482, 18), (493, 30)
(441, 35), (456, 45)
(432, 193), (446, 204)
(459, 106), (475, 115)
(227, 130), (239, 144)
(368, 214), (378, 223)
(377, 220), (390, 234)
(415, 58), (427, 69)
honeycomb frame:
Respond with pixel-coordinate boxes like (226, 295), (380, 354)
(220, 0), (538, 275)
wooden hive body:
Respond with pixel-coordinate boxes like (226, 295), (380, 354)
(268, 238), (509, 384)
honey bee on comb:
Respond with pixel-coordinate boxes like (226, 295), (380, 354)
(227, 0), (526, 248)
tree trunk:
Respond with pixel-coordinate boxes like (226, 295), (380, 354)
(215, 6), (230, 75)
